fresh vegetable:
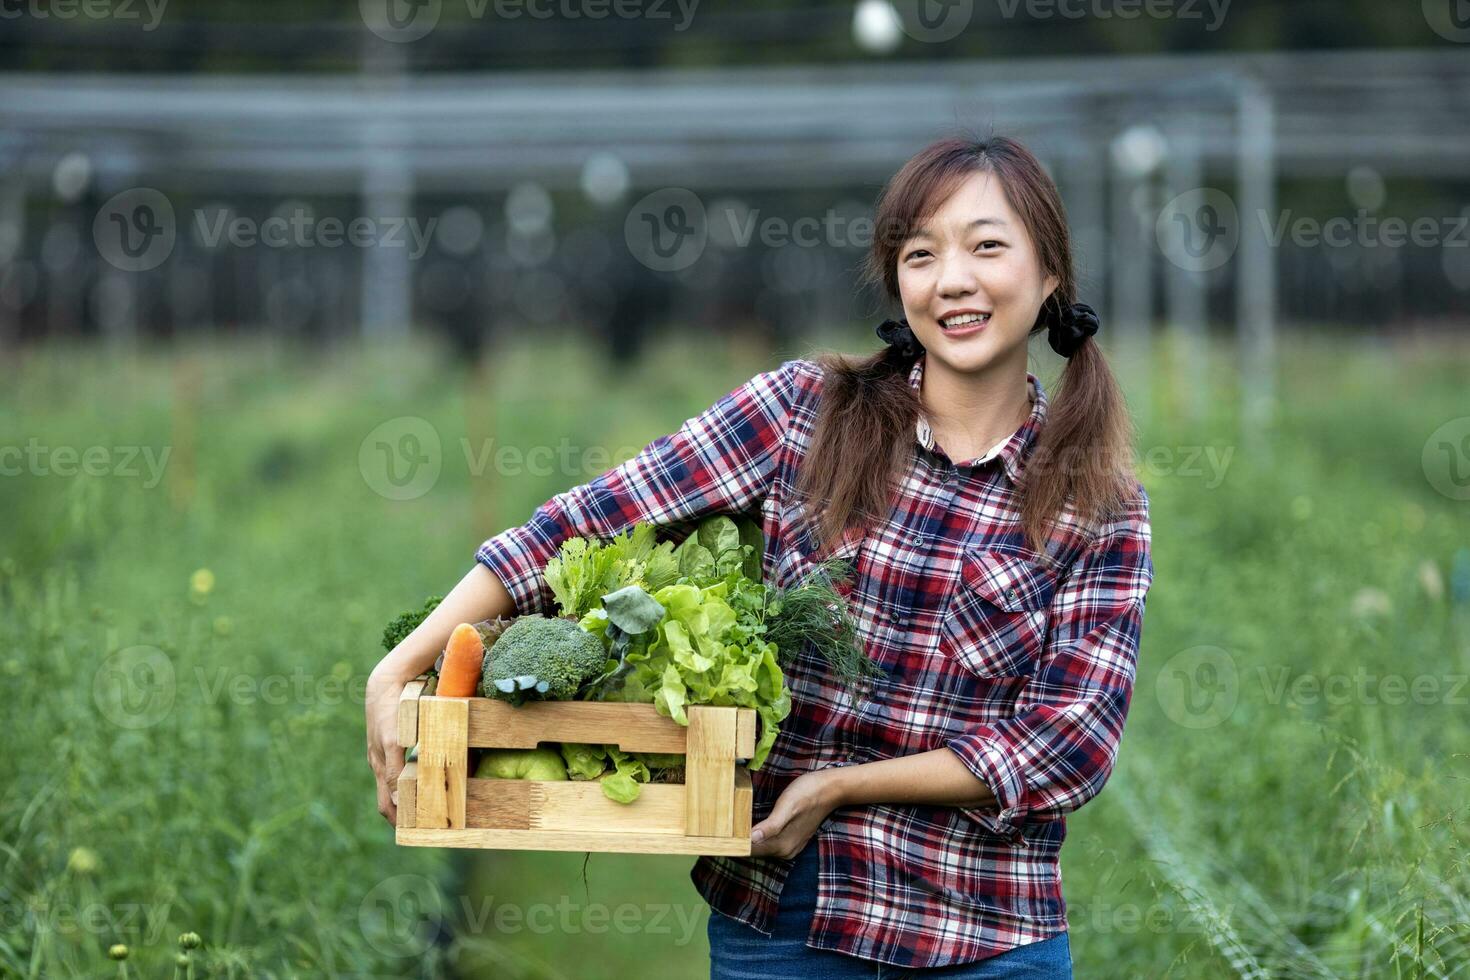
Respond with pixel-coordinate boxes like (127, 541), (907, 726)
(473, 616), (518, 650)
(545, 523), (680, 618)
(586, 575), (791, 769)
(765, 558), (887, 694)
(381, 595), (443, 652)
(473, 747), (568, 781)
(436, 623), (487, 697)
(480, 615), (609, 704)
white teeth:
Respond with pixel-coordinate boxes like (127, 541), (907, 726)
(941, 313), (989, 329)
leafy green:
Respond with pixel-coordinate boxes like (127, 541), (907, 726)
(766, 558), (887, 696)
(544, 523), (680, 618)
(559, 742), (610, 781)
(532, 513), (881, 796)
(380, 595), (443, 652)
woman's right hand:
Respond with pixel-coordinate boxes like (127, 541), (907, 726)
(364, 563), (519, 827)
(366, 661), (411, 826)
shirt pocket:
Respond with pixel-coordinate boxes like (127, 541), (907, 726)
(771, 497), (862, 593)
(939, 548), (1058, 679)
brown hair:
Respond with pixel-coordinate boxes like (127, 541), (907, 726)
(794, 134), (1135, 558)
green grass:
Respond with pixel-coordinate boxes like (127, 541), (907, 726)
(2, 329), (1467, 978)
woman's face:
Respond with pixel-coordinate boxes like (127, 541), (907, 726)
(895, 170), (1059, 376)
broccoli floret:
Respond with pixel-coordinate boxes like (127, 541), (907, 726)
(480, 615), (608, 704)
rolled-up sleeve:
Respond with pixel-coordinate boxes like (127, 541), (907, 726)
(945, 494), (1154, 844)
(476, 359), (811, 616)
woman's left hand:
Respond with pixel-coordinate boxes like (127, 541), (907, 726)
(749, 768), (847, 859)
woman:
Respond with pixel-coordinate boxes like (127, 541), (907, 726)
(365, 134), (1153, 979)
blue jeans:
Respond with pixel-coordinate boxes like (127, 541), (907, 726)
(708, 840), (1072, 980)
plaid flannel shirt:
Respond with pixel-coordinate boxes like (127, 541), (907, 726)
(475, 353), (1154, 969)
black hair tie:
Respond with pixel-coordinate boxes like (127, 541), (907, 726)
(1047, 302), (1100, 358)
(876, 318), (924, 358)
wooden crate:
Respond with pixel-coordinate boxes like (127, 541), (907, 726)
(395, 677), (756, 855)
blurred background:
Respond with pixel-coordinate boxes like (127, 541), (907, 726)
(3, 2), (1469, 977)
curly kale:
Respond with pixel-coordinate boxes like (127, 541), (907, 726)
(381, 595), (444, 652)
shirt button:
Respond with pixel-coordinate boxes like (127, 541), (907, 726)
(885, 610), (902, 626)
(1006, 587), (1021, 603)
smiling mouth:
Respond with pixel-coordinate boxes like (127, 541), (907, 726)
(939, 312), (992, 331)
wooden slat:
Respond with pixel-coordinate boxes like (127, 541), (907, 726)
(415, 698), (469, 830)
(466, 779), (686, 834)
(732, 768), (753, 839)
(396, 826), (751, 856)
(465, 699), (755, 755)
(397, 677), (428, 748)
(684, 705), (736, 838)
(734, 710), (757, 759)
(396, 762), (418, 829)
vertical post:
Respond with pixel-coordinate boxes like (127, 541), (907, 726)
(1236, 77), (1277, 458)
(1111, 127), (1158, 417)
(684, 706), (736, 838)
(1064, 142), (1108, 320)
(416, 697), (469, 830)
(1164, 118), (1209, 424)
(359, 37), (414, 340)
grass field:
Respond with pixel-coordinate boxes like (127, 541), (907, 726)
(2, 329), (1468, 978)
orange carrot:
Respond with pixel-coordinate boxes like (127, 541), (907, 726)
(437, 623), (486, 697)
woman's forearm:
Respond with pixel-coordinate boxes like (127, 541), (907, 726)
(372, 563), (517, 684)
(825, 747), (997, 811)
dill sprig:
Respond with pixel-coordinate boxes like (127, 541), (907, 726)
(765, 557), (886, 701)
